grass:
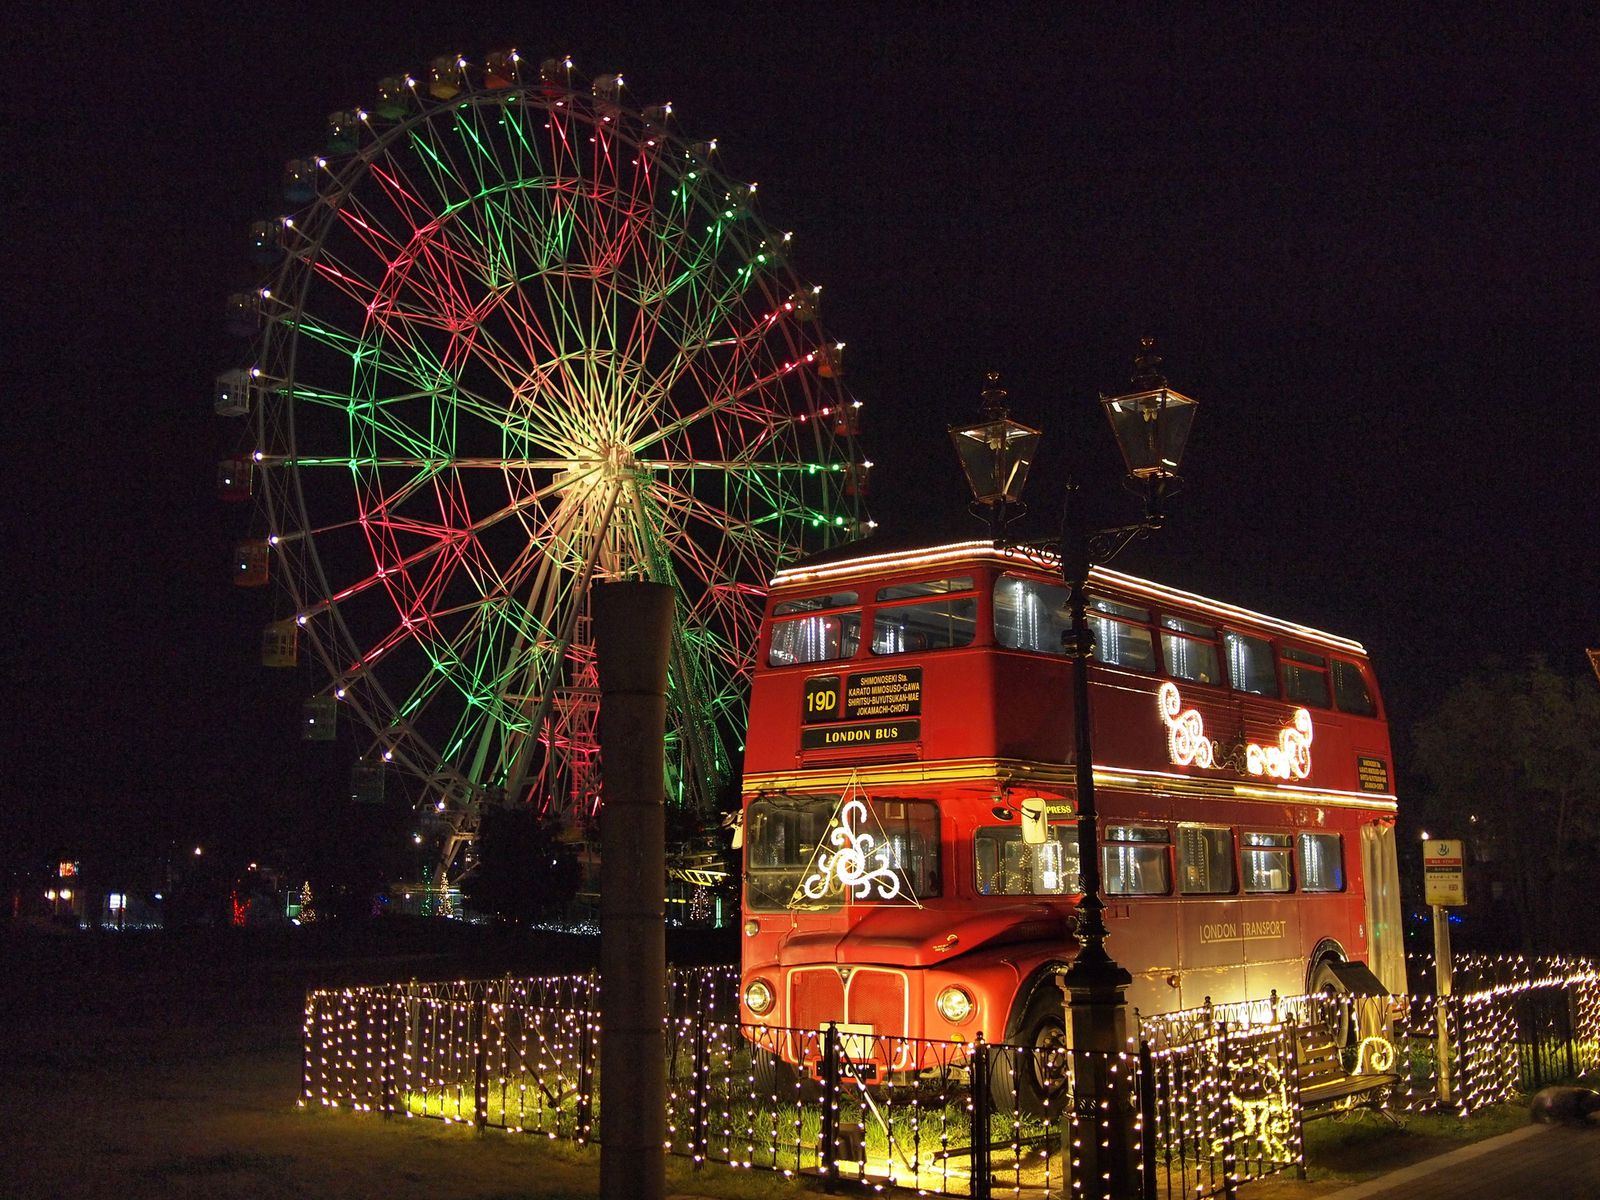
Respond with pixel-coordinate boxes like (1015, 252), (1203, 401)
(1235, 1101), (1534, 1198)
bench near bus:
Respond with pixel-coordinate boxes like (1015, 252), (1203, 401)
(735, 539), (1404, 1111)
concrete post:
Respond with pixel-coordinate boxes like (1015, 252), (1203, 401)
(595, 581), (674, 1200)
(1062, 967), (1138, 1199)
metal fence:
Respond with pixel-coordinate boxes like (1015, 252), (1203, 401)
(302, 957), (1600, 1200)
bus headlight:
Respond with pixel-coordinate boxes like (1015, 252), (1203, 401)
(744, 978), (776, 1016)
(936, 986), (974, 1024)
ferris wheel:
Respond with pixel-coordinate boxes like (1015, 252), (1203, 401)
(218, 52), (868, 880)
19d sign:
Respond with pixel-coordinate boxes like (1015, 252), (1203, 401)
(803, 676), (842, 724)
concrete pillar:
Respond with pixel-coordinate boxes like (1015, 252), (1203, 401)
(594, 581), (674, 1200)
(1062, 961), (1139, 1200)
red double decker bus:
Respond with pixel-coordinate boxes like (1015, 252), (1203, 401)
(736, 539), (1404, 1098)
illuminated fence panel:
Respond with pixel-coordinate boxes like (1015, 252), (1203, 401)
(302, 959), (1600, 1199)
(1137, 1021), (1299, 1199)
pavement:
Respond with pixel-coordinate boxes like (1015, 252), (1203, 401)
(1321, 1121), (1600, 1200)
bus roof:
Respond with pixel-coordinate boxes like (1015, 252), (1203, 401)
(771, 539), (1368, 657)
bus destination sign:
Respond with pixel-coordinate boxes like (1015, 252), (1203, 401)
(803, 669), (922, 724)
(801, 668), (922, 750)
(801, 720), (921, 750)
(1356, 756), (1390, 792)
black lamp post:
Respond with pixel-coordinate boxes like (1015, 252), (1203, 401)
(954, 340), (1198, 1198)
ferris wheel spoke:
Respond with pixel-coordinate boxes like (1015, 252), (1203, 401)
(333, 192), (411, 264)
(404, 119), (480, 212)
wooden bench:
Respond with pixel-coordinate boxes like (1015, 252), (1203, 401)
(1295, 1027), (1400, 1123)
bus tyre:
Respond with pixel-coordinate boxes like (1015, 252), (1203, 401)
(1310, 957), (1353, 1048)
(751, 1045), (796, 1097)
(992, 993), (1070, 1118)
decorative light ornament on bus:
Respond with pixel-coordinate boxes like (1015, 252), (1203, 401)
(790, 791), (922, 908)
(1157, 682), (1314, 781)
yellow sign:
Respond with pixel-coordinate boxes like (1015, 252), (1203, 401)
(1423, 838), (1466, 906)
(1356, 756), (1390, 793)
(844, 669), (922, 720)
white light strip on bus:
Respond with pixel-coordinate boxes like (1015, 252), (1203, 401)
(1232, 785), (1398, 811)
(744, 758), (1398, 811)
(774, 541), (998, 586)
(772, 541), (1367, 654)
(1099, 762), (1397, 806)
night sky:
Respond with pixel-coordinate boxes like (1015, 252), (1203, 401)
(7, 5), (1597, 875)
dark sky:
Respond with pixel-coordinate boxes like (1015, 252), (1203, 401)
(7, 4), (1598, 872)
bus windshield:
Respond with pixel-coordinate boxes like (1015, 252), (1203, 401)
(745, 794), (941, 911)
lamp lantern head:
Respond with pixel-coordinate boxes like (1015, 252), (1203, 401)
(949, 372), (1041, 508)
(1101, 338), (1198, 481)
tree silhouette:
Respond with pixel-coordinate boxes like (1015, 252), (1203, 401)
(463, 807), (583, 926)
(1412, 658), (1600, 951)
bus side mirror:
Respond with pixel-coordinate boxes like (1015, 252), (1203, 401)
(1020, 798), (1048, 846)
(723, 810), (744, 851)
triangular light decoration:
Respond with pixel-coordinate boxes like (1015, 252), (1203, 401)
(789, 775), (923, 910)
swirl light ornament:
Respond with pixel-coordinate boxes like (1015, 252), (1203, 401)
(792, 796), (920, 907)
(1157, 681), (1217, 768)
(1245, 708), (1314, 780)
(1156, 681), (1314, 781)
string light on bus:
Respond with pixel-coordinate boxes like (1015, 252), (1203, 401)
(1157, 681), (1314, 781)
(790, 792), (922, 908)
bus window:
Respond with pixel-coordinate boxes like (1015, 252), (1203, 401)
(1299, 832), (1344, 892)
(872, 598), (977, 655)
(1088, 597), (1157, 672)
(745, 795), (836, 910)
(994, 574), (1071, 654)
(1161, 615), (1222, 686)
(1281, 647), (1331, 708)
(1241, 832), (1293, 893)
(1178, 825), (1235, 894)
(767, 610), (862, 667)
(1224, 631), (1278, 696)
(1332, 659), (1378, 716)
(878, 577), (973, 601)
(774, 591), (859, 615)
(875, 798), (943, 898)
(974, 824), (1081, 896)
(744, 794), (941, 911)
(1103, 824), (1171, 895)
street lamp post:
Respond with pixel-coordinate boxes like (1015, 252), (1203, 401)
(951, 340), (1198, 1198)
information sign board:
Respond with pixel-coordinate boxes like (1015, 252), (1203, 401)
(1423, 838), (1466, 907)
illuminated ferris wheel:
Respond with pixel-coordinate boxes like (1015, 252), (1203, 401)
(218, 52), (868, 879)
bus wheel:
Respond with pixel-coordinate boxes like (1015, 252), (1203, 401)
(751, 1045), (797, 1097)
(992, 993), (1070, 1117)
(1309, 957), (1353, 1047)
